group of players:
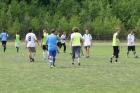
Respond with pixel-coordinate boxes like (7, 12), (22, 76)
(0, 27), (138, 68)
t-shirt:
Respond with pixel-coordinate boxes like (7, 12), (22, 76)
(112, 32), (120, 46)
(127, 34), (135, 46)
(25, 33), (37, 47)
(42, 33), (48, 45)
(0, 32), (9, 41)
(71, 32), (82, 46)
(61, 34), (66, 43)
(46, 34), (58, 51)
(83, 34), (92, 46)
(15, 34), (20, 44)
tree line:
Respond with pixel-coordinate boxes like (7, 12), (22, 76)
(0, 0), (140, 39)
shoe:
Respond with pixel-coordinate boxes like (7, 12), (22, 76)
(115, 59), (118, 62)
(110, 58), (112, 63)
(50, 65), (54, 68)
(72, 63), (74, 65)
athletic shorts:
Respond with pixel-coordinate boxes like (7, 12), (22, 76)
(1, 41), (7, 46)
(42, 45), (48, 51)
(28, 47), (36, 52)
(57, 42), (62, 48)
(49, 50), (57, 58)
(72, 46), (81, 59)
(128, 46), (135, 51)
(84, 46), (90, 49)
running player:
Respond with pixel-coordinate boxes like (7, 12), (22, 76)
(0, 30), (9, 52)
(41, 29), (49, 60)
(83, 29), (92, 58)
(126, 30), (138, 58)
(46, 29), (59, 68)
(25, 28), (39, 62)
(15, 32), (21, 52)
(70, 27), (83, 65)
(60, 32), (67, 53)
(110, 27), (121, 63)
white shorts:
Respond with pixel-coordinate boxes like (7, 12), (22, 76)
(15, 43), (20, 47)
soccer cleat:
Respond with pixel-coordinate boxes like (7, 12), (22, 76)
(50, 65), (54, 68)
(110, 58), (112, 63)
(115, 59), (118, 62)
(72, 62), (74, 65)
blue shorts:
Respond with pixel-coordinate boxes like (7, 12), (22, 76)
(48, 50), (57, 58)
(72, 46), (81, 59)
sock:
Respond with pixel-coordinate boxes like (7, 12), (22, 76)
(49, 56), (53, 66)
(43, 51), (46, 59)
(78, 58), (80, 63)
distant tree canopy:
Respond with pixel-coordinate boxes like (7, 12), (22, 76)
(0, 0), (140, 39)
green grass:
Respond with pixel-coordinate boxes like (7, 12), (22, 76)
(0, 42), (140, 93)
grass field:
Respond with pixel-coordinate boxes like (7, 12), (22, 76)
(0, 42), (140, 93)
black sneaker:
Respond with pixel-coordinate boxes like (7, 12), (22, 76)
(115, 59), (118, 62)
(72, 63), (74, 65)
(110, 58), (112, 63)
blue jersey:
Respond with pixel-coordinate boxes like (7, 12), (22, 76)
(46, 34), (58, 51)
(0, 32), (9, 41)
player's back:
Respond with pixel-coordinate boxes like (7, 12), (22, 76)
(25, 32), (37, 47)
(0, 32), (8, 41)
(47, 34), (58, 50)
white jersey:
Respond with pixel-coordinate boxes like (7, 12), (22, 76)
(83, 34), (92, 46)
(127, 34), (135, 46)
(25, 33), (37, 47)
(61, 34), (66, 43)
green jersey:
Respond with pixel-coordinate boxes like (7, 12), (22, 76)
(71, 32), (82, 46)
(112, 32), (120, 46)
(15, 34), (20, 44)
(42, 33), (48, 45)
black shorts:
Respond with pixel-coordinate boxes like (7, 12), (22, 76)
(1, 41), (7, 47)
(84, 46), (90, 49)
(42, 45), (48, 51)
(113, 46), (119, 58)
(57, 42), (62, 48)
(28, 47), (36, 53)
(128, 46), (135, 51)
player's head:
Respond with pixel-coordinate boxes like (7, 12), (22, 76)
(16, 32), (19, 34)
(115, 27), (120, 33)
(130, 31), (134, 35)
(72, 27), (80, 33)
(51, 29), (56, 34)
(43, 29), (47, 33)
(3, 29), (6, 32)
(85, 29), (89, 34)
(28, 28), (33, 33)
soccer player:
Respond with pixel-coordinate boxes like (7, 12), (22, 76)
(25, 28), (39, 62)
(83, 29), (92, 58)
(60, 32), (67, 53)
(0, 30), (9, 52)
(110, 27), (120, 63)
(41, 29), (49, 60)
(126, 30), (138, 58)
(46, 29), (59, 68)
(70, 27), (83, 66)
(15, 32), (21, 52)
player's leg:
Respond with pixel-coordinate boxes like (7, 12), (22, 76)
(72, 46), (75, 65)
(28, 48), (32, 62)
(52, 50), (57, 67)
(87, 46), (90, 58)
(77, 46), (81, 65)
(126, 46), (130, 58)
(63, 43), (66, 53)
(132, 46), (137, 58)
(48, 50), (54, 67)
(2, 41), (7, 52)
(110, 46), (115, 63)
(115, 46), (119, 62)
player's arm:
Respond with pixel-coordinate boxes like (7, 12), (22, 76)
(25, 36), (28, 48)
(41, 35), (44, 47)
(90, 34), (93, 46)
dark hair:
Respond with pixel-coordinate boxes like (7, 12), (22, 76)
(28, 28), (33, 32)
(72, 27), (80, 32)
(51, 29), (56, 33)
